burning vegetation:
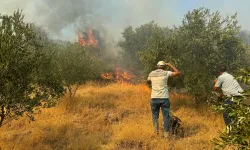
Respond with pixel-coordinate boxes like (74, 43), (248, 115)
(101, 67), (136, 83)
(77, 28), (136, 83)
(77, 28), (98, 47)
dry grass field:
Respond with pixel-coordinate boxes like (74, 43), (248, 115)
(0, 83), (224, 150)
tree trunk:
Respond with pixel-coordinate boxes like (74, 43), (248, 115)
(72, 84), (79, 98)
(67, 85), (73, 97)
(0, 106), (5, 126)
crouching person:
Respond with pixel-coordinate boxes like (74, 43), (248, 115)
(147, 61), (181, 138)
(213, 65), (243, 130)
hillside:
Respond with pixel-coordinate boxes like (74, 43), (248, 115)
(0, 83), (224, 150)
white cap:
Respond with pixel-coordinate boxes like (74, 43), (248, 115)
(157, 61), (166, 66)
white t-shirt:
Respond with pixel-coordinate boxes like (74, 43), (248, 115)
(148, 69), (173, 98)
(215, 72), (243, 97)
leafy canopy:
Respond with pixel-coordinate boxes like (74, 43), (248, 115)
(0, 10), (64, 126)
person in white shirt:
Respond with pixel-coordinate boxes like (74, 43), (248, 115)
(147, 61), (181, 138)
(213, 65), (243, 126)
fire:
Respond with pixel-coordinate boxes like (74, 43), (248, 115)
(77, 29), (98, 47)
(101, 73), (114, 80)
(77, 32), (87, 46)
(115, 68), (135, 82)
(87, 29), (98, 46)
(77, 29), (135, 83)
(101, 67), (136, 83)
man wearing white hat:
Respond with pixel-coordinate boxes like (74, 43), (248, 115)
(147, 61), (181, 138)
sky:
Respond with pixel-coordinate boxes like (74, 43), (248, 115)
(1, 0), (250, 41)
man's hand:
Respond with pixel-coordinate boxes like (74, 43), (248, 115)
(213, 78), (219, 91)
(213, 78), (217, 84)
(166, 63), (181, 77)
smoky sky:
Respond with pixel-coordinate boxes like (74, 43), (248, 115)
(0, 0), (178, 41)
(1, 0), (250, 41)
(1, 0), (108, 40)
(33, 0), (106, 35)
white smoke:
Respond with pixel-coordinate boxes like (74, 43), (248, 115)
(1, 0), (249, 42)
(0, 0), (178, 41)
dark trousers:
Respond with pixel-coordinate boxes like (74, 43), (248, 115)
(150, 98), (170, 132)
(223, 98), (233, 126)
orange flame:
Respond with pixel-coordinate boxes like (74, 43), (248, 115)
(77, 29), (98, 47)
(77, 32), (87, 46)
(87, 29), (98, 46)
(101, 67), (136, 83)
(101, 73), (114, 80)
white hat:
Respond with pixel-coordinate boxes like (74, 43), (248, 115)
(157, 61), (166, 66)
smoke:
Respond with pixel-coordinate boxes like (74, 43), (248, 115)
(0, 0), (178, 41)
(33, 0), (110, 37)
(2, 0), (250, 41)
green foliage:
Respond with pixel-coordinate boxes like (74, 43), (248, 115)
(138, 26), (175, 75)
(57, 43), (102, 96)
(174, 8), (247, 99)
(118, 21), (172, 76)
(212, 69), (250, 149)
(121, 8), (249, 101)
(0, 10), (64, 126)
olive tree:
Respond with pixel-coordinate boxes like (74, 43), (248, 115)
(0, 10), (64, 126)
(57, 43), (102, 97)
(137, 8), (249, 101)
(118, 21), (172, 76)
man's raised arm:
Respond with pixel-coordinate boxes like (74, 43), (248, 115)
(166, 63), (181, 77)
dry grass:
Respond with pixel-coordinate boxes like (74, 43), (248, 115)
(0, 83), (224, 150)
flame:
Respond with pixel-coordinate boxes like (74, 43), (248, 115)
(87, 29), (98, 46)
(101, 73), (114, 80)
(77, 29), (98, 47)
(77, 32), (87, 46)
(115, 68), (135, 82)
(101, 67), (136, 83)
(138, 84), (151, 93)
